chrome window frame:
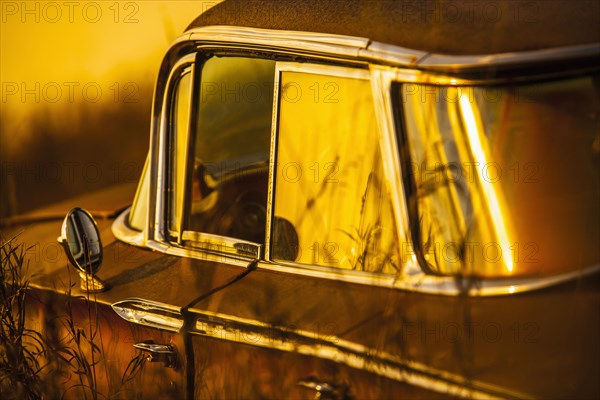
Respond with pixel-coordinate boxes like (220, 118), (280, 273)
(266, 62), (380, 263)
(174, 53), (276, 261)
(112, 25), (600, 294)
(155, 54), (196, 245)
(188, 26), (599, 76)
(166, 63), (194, 242)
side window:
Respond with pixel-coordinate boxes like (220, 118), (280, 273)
(272, 69), (400, 274)
(183, 56), (276, 245)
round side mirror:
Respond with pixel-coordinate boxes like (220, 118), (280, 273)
(58, 207), (106, 292)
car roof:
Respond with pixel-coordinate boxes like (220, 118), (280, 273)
(187, 0), (600, 56)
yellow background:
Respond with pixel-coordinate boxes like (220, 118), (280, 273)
(0, 1), (221, 217)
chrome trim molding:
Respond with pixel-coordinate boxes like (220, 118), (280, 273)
(154, 53), (197, 248)
(112, 298), (184, 332)
(369, 66), (412, 264)
(145, 41), (194, 247)
(189, 309), (531, 399)
(359, 41), (426, 66)
(140, 237), (257, 268)
(256, 260), (600, 297)
(181, 230), (262, 259)
(112, 210), (600, 295)
(189, 25), (370, 59)
(161, 242), (255, 266)
(112, 207), (144, 247)
(419, 43), (600, 70)
(274, 60), (371, 80)
(112, 296), (531, 399)
(263, 58), (281, 260)
(186, 25), (599, 72)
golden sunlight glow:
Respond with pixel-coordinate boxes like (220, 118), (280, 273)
(0, 1), (219, 149)
(1, 1), (217, 82)
(274, 71), (399, 273)
(459, 95), (513, 272)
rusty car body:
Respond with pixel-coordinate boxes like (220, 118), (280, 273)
(3, 0), (600, 398)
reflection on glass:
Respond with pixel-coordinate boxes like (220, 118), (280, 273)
(169, 71), (192, 234)
(129, 154), (149, 231)
(186, 57), (275, 243)
(274, 71), (399, 274)
(64, 208), (102, 274)
(399, 75), (600, 277)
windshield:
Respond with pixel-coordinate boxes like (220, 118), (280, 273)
(128, 155), (149, 231)
(397, 74), (599, 277)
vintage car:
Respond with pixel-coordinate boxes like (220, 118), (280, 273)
(3, 0), (599, 398)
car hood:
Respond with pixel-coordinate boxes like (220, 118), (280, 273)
(1, 182), (137, 228)
(1, 182), (137, 276)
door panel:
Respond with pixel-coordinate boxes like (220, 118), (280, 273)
(186, 265), (600, 398)
(26, 289), (185, 399)
(190, 334), (450, 399)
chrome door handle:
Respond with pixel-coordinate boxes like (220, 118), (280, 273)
(134, 341), (178, 368)
(297, 377), (351, 400)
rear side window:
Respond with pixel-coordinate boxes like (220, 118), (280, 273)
(398, 75), (600, 277)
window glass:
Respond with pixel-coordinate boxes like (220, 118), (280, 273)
(169, 71), (192, 234)
(128, 154), (149, 231)
(186, 57), (275, 243)
(273, 71), (400, 274)
(399, 75), (600, 276)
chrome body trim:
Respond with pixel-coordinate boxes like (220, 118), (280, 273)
(255, 260), (600, 297)
(359, 41), (426, 66)
(181, 230), (262, 259)
(112, 297), (531, 399)
(112, 207), (144, 247)
(263, 61), (281, 260)
(187, 26), (599, 72)
(369, 66), (411, 271)
(274, 60), (371, 79)
(174, 65), (194, 239)
(112, 207), (600, 294)
(189, 26), (370, 59)
(419, 43), (600, 70)
(154, 53), (196, 247)
(189, 309), (530, 399)
(162, 243), (255, 266)
(112, 298), (183, 332)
